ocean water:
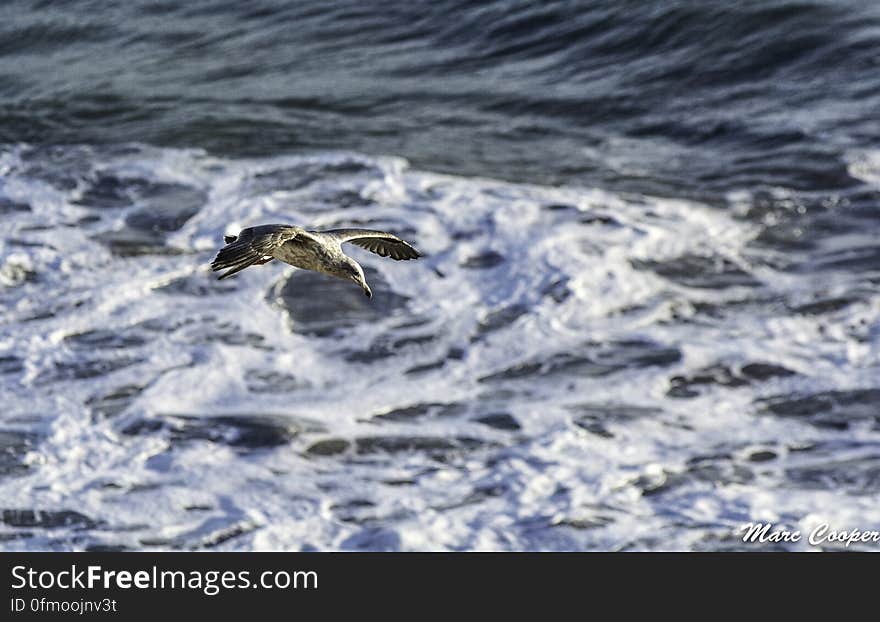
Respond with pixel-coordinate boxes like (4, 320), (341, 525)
(1, 0), (879, 551)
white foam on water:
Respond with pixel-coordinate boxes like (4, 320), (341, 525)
(0, 144), (878, 551)
(847, 149), (880, 187)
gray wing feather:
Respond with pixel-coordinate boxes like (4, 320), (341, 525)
(211, 224), (303, 279)
(323, 229), (421, 261)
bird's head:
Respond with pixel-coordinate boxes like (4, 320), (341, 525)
(341, 258), (372, 298)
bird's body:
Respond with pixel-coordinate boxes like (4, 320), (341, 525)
(210, 224), (421, 298)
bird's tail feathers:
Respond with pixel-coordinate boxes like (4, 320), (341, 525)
(211, 242), (264, 280)
(216, 255), (264, 280)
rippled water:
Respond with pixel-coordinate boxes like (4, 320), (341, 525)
(1, 0), (879, 550)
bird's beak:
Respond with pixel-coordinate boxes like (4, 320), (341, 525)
(348, 271), (372, 298)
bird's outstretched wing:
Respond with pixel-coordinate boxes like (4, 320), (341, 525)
(211, 224), (304, 280)
(323, 229), (421, 260)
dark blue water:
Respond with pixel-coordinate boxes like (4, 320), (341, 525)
(1, 0), (878, 199)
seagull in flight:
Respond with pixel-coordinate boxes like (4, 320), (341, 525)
(210, 225), (421, 298)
